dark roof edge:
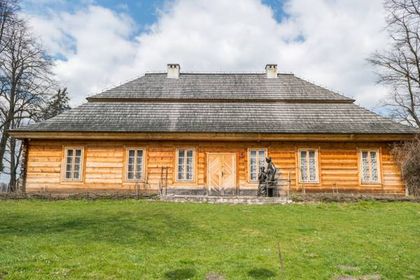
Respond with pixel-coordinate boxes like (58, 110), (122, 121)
(85, 97), (356, 104)
(9, 130), (420, 137)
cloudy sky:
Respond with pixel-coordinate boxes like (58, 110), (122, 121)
(21, 0), (390, 111)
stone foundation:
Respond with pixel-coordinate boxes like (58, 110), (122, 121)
(160, 195), (291, 204)
(162, 188), (287, 197)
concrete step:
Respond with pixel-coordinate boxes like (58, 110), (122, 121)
(160, 195), (292, 204)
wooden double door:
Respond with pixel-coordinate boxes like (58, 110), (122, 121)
(207, 153), (236, 195)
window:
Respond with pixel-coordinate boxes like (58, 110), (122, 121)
(360, 150), (380, 183)
(249, 149), (266, 181)
(299, 149), (318, 183)
(127, 149), (144, 180)
(177, 149), (194, 181)
(64, 148), (83, 180)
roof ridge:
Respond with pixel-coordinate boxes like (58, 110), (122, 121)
(144, 72), (295, 75)
(86, 97), (355, 103)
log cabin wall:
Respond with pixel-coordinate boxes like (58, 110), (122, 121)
(25, 139), (405, 195)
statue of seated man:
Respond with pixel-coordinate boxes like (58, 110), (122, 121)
(265, 157), (277, 184)
(257, 166), (267, 196)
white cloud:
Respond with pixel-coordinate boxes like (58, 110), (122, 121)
(24, 0), (389, 110)
(25, 5), (138, 105)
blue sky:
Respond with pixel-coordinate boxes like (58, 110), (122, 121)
(20, 0), (389, 110)
(23, 1), (168, 31)
(23, 0), (286, 23)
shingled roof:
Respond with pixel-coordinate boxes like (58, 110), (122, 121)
(19, 102), (417, 134)
(13, 68), (419, 135)
(88, 73), (354, 102)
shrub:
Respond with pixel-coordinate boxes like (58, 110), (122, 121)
(392, 137), (420, 196)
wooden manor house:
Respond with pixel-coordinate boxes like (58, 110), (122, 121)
(10, 64), (419, 195)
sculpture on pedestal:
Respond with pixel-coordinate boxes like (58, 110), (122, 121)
(257, 157), (278, 197)
(257, 167), (267, 196)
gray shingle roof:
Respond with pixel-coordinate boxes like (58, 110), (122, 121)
(88, 73), (354, 102)
(12, 72), (419, 135)
(15, 102), (418, 134)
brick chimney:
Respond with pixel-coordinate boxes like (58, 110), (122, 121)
(265, 64), (278, 78)
(167, 64), (180, 79)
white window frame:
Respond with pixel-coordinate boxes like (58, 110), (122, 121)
(298, 149), (319, 183)
(63, 147), (84, 181)
(248, 148), (267, 182)
(359, 149), (381, 184)
(126, 148), (146, 181)
(176, 148), (195, 182)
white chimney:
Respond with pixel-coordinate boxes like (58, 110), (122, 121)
(265, 64), (278, 78)
(167, 64), (180, 79)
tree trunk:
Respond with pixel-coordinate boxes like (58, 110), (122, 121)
(8, 136), (16, 192)
(0, 70), (16, 172)
(0, 122), (10, 172)
(19, 139), (28, 193)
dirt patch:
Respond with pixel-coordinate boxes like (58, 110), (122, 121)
(206, 272), (225, 280)
(335, 274), (381, 280)
(337, 265), (360, 272)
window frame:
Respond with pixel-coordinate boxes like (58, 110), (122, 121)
(62, 146), (84, 182)
(298, 148), (319, 184)
(358, 149), (381, 185)
(125, 147), (146, 182)
(247, 148), (267, 183)
(175, 148), (195, 182)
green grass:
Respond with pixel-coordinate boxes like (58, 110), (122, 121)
(0, 200), (419, 279)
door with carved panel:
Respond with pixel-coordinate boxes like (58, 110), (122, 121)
(207, 153), (236, 195)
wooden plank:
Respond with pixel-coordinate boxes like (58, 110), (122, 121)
(23, 139), (406, 194)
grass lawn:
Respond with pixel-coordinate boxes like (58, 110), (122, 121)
(0, 200), (419, 279)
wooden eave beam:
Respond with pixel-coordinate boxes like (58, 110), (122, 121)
(8, 131), (417, 142)
(85, 97), (356, 103)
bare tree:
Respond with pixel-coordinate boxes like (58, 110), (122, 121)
(0, 0), (19, 158)
(369, 0), (420, 127)
(3, 115), (24, 191)
(0, 0), (58, 191)
(0, 19), (54, 176)
(0, 0), (19, 55)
